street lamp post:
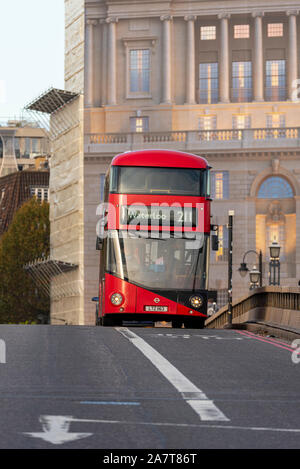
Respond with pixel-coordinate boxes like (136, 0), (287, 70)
(249, 265), (261, 289)
(238, 250), (263, 288)
(269, 240), (281, 285)
(227, 210), (234, 327)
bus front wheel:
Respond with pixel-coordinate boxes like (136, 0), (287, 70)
(101, 316), (123, 327)
(183, 318), (205, 329)
(172, 320), (182, 328)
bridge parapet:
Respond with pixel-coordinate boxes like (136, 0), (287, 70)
(205, 287), (300, 332)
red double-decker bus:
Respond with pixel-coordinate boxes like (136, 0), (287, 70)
(96, 149), (215, 328)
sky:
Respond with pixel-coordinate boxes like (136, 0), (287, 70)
(0, 0), (65, 119)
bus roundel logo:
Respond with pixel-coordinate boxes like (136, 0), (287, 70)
(154, 298), (160, 303)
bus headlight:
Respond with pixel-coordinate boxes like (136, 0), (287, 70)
(111, 293), (124, 306)
(190, 295), (203, 309)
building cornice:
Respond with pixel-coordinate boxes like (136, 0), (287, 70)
(85, 0), (300, 20)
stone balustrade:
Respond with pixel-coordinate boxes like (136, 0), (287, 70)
(85, 127), (300, 154)
(205, 286), (300, 331)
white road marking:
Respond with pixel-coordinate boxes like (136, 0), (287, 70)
(66, 416), (300, 434)
(116, 327), (229, 422)
(146, 333), (247, 340)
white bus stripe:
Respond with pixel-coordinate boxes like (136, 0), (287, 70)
(116, 327), (229, 422)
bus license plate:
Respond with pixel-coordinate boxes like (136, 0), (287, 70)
(144, 306), (168, 312)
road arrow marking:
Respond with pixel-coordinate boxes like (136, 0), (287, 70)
(23, 415), (92, 445)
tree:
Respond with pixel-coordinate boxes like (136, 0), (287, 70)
(0, 197), (50, 323)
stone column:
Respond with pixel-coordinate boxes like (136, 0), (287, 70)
(286, 11), (299, 100)
(295, 196), (300, 281)
(252, 12), (264, 102)
(184, 16), (197, 104)
(106, 17), (118, 105)
(85, 19), (98, 108)
(218, 13), (230, 103)
(160, 15), (172, 104)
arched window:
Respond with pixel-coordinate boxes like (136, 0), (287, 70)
(257, 176), (294, 199)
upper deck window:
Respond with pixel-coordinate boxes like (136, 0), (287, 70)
(110, 166), (209, 196)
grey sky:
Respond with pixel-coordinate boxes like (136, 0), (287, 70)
(0, 0), (65, 118)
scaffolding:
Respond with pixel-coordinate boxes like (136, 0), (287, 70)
(23, 88), (82, 314)
(24, 88), (80, 141)
(24, 257), (79, 301)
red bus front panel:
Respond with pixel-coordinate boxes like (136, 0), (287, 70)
(103, 273), (207, 319)
(104, 274), (137, 314)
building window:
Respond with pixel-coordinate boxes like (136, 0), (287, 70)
(257, 177), (293, 199)
(130, 117), (149, 133)
(198, 115), (217, 141)
(30, 187), (49, 202)
(24, 138), (30, 158)
(268, 23), (284, 37)
(14, 138), (20, 158)
(265, 60), (286, 101)
(199, 63), (218, 104)
(232, 114), (251, 139)
(234, 24), (250, 39)
(129, 49), (150, 93)
(31, 138), (40, 154)
(266, 113), (286, 138)
(215, 225), (229, 262)
(232, 61), (252, 102)
(266, 113), (286, 128)
(210, 171), (229, 199)
(200, 26), (216, 40)
(233, 114), (251, 129)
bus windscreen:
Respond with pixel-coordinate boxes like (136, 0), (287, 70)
(106, 231), (208, 291)
(110, 167), (208, 196)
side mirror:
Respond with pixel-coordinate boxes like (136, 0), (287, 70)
(96, 236), (103, 251)
(211, 234), (219, 251)
(211, 224), (219, 251)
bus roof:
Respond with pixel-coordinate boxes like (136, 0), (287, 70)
(111, 150), (209, 169)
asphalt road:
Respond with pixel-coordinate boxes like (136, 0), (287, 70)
(0, 324), (299, 449)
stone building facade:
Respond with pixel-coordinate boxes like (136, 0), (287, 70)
(51, 0), (300, 324)
(0, 120), (50, 176)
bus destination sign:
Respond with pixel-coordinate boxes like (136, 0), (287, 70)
(120, 205), (197, 227)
